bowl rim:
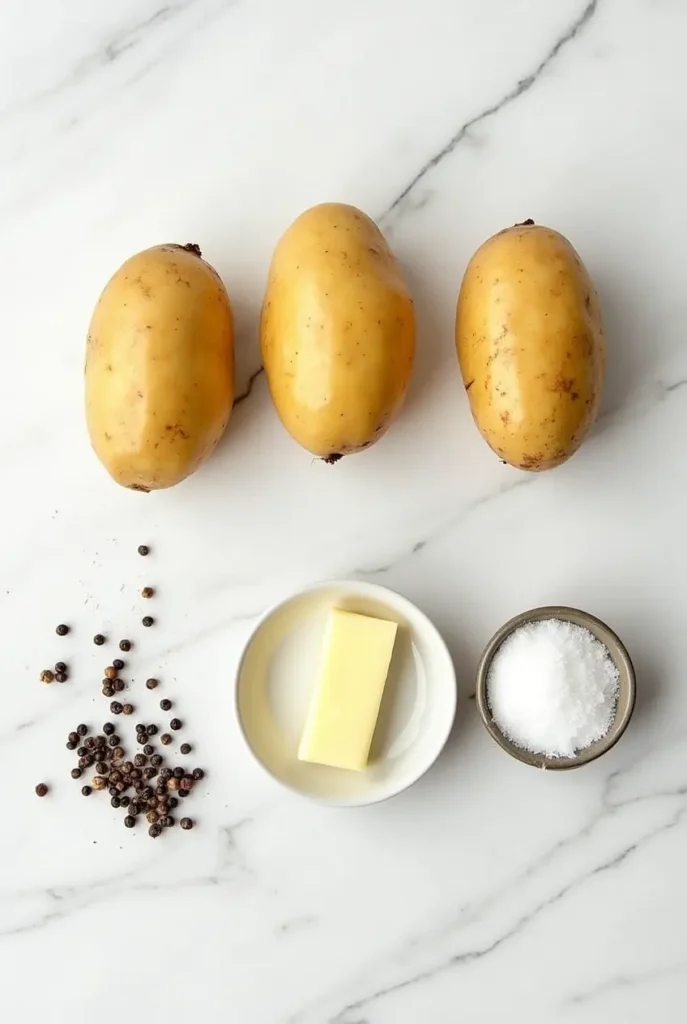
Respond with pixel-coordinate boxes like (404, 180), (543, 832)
(234, 578), (457, 807)
(475, 605), (636, 771)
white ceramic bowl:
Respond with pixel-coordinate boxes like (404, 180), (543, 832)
(235, 580), (456, 806)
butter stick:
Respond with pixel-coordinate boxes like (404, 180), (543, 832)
(298, 609), (398, 771)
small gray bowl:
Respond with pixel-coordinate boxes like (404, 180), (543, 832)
(476, 606), (636, 770)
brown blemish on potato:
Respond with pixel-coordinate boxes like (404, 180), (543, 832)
(465, 379), (475, 391)
(520, 453), (544, 470)
(500, 411), (510, 425)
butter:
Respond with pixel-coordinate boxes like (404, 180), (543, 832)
(298, 608), (398, 771)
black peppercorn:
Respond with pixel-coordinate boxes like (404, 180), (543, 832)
(150, 754), (163, 767)
(143, 766), (157, 780)
(148, 824), (162, 838)
(103, 722), (115, 736)
(55, 671), (68, 683)
(66, 740), (77, 751)
(109, 701), (123, 715)
(56, 624), (69, 636)
(121, 761), (133, 774)
(77, 746), (88, 757)
(143, 744), (154, 756)
(102, 684), (114, 698)
(124, 815), (135, 828)
(160, 733), (172, 745)
(173, 767), (184, 779)
(159, 767), (171, 781)
(160, 699), (172, 711)
(68, 731), (79, 745)
(111, 796), (121, 808)
(122, 704), (134, 716)
(169, 718), (182, 731)
(108, 786), (118, 797)
(85, 737), (96, 749)
(35, 783), (48, 797)
(93, 634), (105, 646)
(130, 768), (142, 781)
(169, 797), (179, 809)
(180, 743), (191, 755)
(140, 786), (153, 800)
(180, 777), (193, 792)
(71, 767), (82, 779)
(113, 658), (124, 671)
(161, 816), (174, 828)
(180, 817), (193, 830)
(75, 723), (87, 737)
(146, 724), (158, 736)
(120, 795), (130, 807)
(142, 616), (154, 628)
(81, 785), (92, 796)
(178, 788), (189, 798)
(134, 755), (147, 771)
(96, 761), (108, 774)
(79, 755), (94, 768)
(138, 544), (150, 556)
(113, 678), (126, 692)
(119, 639), (131, 652)
(54, 663), (67, 676)
(141, 587), (154, 599)
(108, 734), (120, 747)
(145, 678), (158, 690)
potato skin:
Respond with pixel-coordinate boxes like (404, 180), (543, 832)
(456, 222), (604, 471)
(86, 244), (234, 490)
(260, 203), (415, 460)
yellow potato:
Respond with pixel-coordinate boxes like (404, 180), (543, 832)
(456, 221), (604, 471)
(260, 203), (415, 460)
(86, 243), (234, 490)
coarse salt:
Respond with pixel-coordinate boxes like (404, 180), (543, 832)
(486, 618), (620, 758)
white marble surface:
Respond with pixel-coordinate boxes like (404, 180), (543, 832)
(2, 0), (687, 1019)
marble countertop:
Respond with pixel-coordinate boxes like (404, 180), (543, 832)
(3, 0), (687, 1020)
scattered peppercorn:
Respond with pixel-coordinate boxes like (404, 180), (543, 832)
(102, 685), (115, 698)
(167, 777), (180, 791)
(124, 816), (135, 828)
(108, 734), (120, 747)
(180, 777), (193, 792)
(160, 699), (172, 711)
(169, 797), (178, 809)
(95, 761), (108, 774)
(142, 616), (154, 628)
(85, 737), (96, 749)
(143, 766), (157, 780)
(159, 768), (171, 781)
(130, 768), (142, 781)
(146, 810), (158, 824)
(93, 634), (105, 646)
(180, 817), (193, 830)
(110, 701), (123, 715)
(75, 723), (88, 737)
(112, 748), (124, 760)
(146, 724), (158, 736)
(172, 767), (184, 779)
(35, 783), (48, 797)
(133, 754), (146, 768)
(67, 732), (79, 745)
(77, 746), (88, 757)
(92, 776), (106, 791)
(103, 722), (115, 735)
(55, 671), (67, 683)
(119, 639), (131, 652)
(151, 754), (163, 767)
(120, 795), (130, 807)
(40, 669), (55, 684)
(145, 678), (158, 690)
(122, 704), (134, 716)
(71, 767), (82, 779)
(111, 796), (121, 808)
(170, 719), (182, 731)
(102, 666), (115, 680)
(66, 740), (77, 751)
(113, 658), (124, 671)
(113, 678), (126, 692)
(180, 744), (191, 755)
(79, 755), (94, 769)
(160, 733), (171, 745)
(108, 785), (118, 797)
(56, 624), (69, 636)
(148, 824), (162, 838)
(141, 587), (154, 599)
(81, 786), (92, 796)
(143, 744), (154, 756)
(178, 788), (189, 798)
(138, 545), (150, 556)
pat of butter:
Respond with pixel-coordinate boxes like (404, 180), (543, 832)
(298, 609), (398, 771)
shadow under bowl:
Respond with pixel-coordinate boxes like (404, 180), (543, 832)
(475, 605), (636, 771)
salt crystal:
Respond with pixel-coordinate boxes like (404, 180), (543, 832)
(486, 618), (620, 758)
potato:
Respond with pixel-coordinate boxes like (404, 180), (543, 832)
(260, 203), (415, 460)
(456, 221), (604, 471)
(86, 243), (234, 490)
